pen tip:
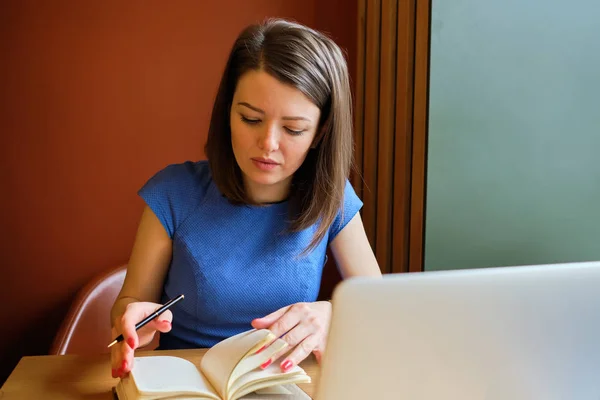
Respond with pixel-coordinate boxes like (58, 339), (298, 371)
(107, 340), (117, 348)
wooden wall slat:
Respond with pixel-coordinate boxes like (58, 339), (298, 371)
(353, 0), (367, 199)
(361, 0), (382, 251)
(375, 0), (398, 273)
(409, 0), (430, 272)
(391, 0), (416, 273)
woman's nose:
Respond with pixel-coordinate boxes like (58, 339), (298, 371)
(257, 125), (279, 152)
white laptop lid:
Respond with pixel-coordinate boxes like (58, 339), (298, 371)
(315, 261), (600, 400)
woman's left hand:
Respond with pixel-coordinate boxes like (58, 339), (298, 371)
(251, 301), (332, 372)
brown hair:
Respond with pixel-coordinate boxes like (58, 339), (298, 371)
(205, 18), (354, 254)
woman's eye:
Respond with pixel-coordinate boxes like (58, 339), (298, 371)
(241, 116), (260, 124)
(285, 127), (305, 135)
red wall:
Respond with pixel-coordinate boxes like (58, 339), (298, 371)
(0, 0), (356, 384)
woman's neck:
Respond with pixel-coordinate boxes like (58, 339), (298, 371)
(244, 177), (292, 204)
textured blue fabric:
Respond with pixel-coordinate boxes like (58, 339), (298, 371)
(138, 160), (362, 349)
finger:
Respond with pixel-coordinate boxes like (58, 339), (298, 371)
(110, 340), (131, 378)
(268, 318), (315, 363)
(267, 303), (312, 338)
(110, 327), (123, 376)
(313, 347), (324, 364)
(251, 305), (290, 329)
(119, 313), (140, 350)
(122, 308), (173, 349)
(259, 347), (291, 370)
(264, 346), (290, 367)
(271, 318), (313, 357)
(279, 334), (320, 373)
(119, 338), (135, 377)
(136, 318), (172, 347)
(110, 344), (122, 378)
(155, 318), (172, 333)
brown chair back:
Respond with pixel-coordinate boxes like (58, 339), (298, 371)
(50, 264), (158, 355)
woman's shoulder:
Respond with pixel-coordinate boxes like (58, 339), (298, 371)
(141, 160), (214, 199)
(151, 159), (212, 188)
(138, 160), (214, 237)
(327, 179), (363, 243)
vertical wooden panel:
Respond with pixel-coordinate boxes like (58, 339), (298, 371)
(375, 0), (397, 272)
(362, 0), (381, 250)
(408, 0), (430, 272)
(391, 0), (416, 273)
(354, 0), (429, 274)
(353, 0), (367, 198)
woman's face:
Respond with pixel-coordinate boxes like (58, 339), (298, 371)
(230, 69), (321, 204)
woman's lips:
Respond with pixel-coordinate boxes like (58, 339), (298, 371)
(251, 158), (279, 171)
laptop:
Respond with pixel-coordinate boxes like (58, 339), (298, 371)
(314, 261), (600, 400)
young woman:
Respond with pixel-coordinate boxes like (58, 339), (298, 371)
(110, 18), (381, 379)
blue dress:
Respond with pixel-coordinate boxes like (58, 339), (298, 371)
(138, 160), (362, 349)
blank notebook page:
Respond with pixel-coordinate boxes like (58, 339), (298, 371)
(131, 356), (217, 395)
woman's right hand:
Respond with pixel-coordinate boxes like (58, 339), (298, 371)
(110, 301), (173, 378)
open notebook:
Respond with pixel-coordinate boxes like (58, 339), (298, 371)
(115, 329), (311, 400)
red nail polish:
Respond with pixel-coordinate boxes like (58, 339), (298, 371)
(260, 359), (272, 369)
(111, 368), (118, 378)
(127, 337), (135, 348)
(122, 360), (127, 370)
(281, 360), (293, 372)
(255, 345), (266, 354)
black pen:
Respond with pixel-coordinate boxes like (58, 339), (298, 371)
(107, 294), (184, 348)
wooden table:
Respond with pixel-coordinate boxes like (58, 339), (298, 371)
(0, 349), (320, 399)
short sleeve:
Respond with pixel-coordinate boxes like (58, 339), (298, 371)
(328, 179), (363, 243)
(138, 161), (209, 238)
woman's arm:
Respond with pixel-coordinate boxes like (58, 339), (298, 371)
(329, 212), (382, 278)
(109, 206), (173, 378)
(110, 205), (173, 325)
